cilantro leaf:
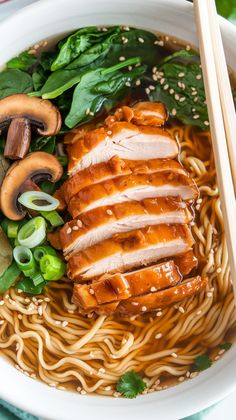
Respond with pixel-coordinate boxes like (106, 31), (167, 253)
(149, 50), (208, 130)
(116, 371), (147, 398)
(220, 342), (232, 351)
(193, 355), (212, 371)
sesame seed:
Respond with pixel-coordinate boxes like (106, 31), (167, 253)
(55, 320), (61, 325)
(81, 390), (87, 395)
(105, 386), (111, 391)
(214, 356), (220, 361)
(155, 333), (162, 339)
(113, 392), (121, 397)
(152, 75), (158, 81)
(38, 306), (43, 316)
(102, 27), (108, 32)
(155, 40), (164, 46)
(145, 88), (150, 95)
(196, 204), (200, 210)
(149, 85), (155, 90)
(89, 288), (95, 295)
(135, 79), (141, 86)
(131, 302), (139, 306)
(172, 108), (177, 116)
(128, 66), (132, 71)
(192, 91), (198, 96)
(163, 84), (169, 90)
(0, 320), (4, 325)
(125, 81), (131, 87)
(138, 37), (144, 43)
(193, 114), (200, 119)
(207, 292), (213, 298)
(190, 372), (198, 378)
(44, 297), (50, 302)
(151, 287), (157, 292)
(197, 310), (202, 315)
(0, 301), (4, 306)
(107, 130), (112, 135)
(169, 88), (174, 94)
(174, 94), (180, 100)
(196, 74), (202, 80)
(178, 376), (185, 382)
(62, 321), (68, 327)
(204, 121), (210, 126)
(194, 97), (199, 102)
(152, 66), (157, 73)
(216, 267), (222, 274)
(77, 386), (82, 392)
(66, 227), (72, 234)
(106, 209), (113, 215)
(160, 78), (165, 85)
(99, 367), (105, 373)
(186, 371), (190, 378)
(171, 352), (178, 358)
(89, 111), (94, 116)
(141, 306), (147, 312)
(18, 314), (22, 320)
(156, 311), (162, 317)
(219, 349), (225, 355)
(178, 81), (183, 88)
(123, 26), (130, 31)
(179, 97), (186, 102)
(178, 72), (185, 78)
(68, 310), (74, 314)
(119, 56), (126, 61)
(186, 45), (191, 51)
(178, 306), (185, 313)
(86, 108), (90, 115)
(72, 225), (79, 231)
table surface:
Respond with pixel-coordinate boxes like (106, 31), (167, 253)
(0, 1), (235, 419)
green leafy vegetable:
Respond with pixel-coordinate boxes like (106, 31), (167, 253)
(149, 50), (208, 129)
(116, 371), (147, 398)
(216, 0), (236, 19)
(30, 136), (56, 153)
(0, 262), (21, 293)
(0, 69), (33, 100)
(16, 276), (47, 294)
(7, 51), (37, 71)
(51, 26), (117, 71)
(220, 342), (232, 350)
(65, 58), (146, 127)
(193, 355), (212, 371)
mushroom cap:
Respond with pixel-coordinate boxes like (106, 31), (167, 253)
(0, 151), (63, 221)
(0, 94), (61, 136)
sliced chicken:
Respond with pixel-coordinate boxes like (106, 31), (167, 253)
(174, 250), (198, 276)
(73, 260), (181, 309)
(67, 224), (194, 281)
(64, 121), (98, 145)
(67, 123), (178, 175)
(68, 172), (198, 218)
(92, 276), (208, 315)
(105, 102), (167, 127)
(62, 157), (186, 204)
(61, 197), (193, 256)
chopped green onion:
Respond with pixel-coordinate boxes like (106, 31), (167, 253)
(16, 277), (46, 295)
(14, 238), (20, 247)
(41, 210), (64, 227)
(18, 191), (59, 212)
(17, 217), (46, 248)
(0, 262), (21, 293)
(31, 272), (45, 286)
(33, 245), (57, 262)
(40, 255), (66, 281)
(7, 221), (19, 238)
(13, 246), (37, 277)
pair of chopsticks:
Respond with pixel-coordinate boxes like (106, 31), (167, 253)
(194, 0), (236, 301)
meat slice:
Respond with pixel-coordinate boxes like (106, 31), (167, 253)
(64, 121), (98, 145)
(68, 172), (198, 218)
(174, 250), (198, 276)
(117, 276), (208, 315)
(67, 224), (194, 281)
(105, 102), (167, 127)
(67, 123), (178, 175)
(72, 260), (182, 309)
(61, 197), (193, 257)
(62, 157), (186, 204)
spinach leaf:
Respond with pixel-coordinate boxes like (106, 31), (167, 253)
(41, 68), (82, 99)
(149, 50), (208, 129)
(51, 26), (118, 71)
(16, 276), (47, 294)
(0, 69), (33, 100)
(220, 342), (232, 350)
(7, 51), (37, 71)
(30, 135), (56, 153)
(216, 0), (236, 18)
(65, 58), (146, 128)
(32, 65), (48, 91)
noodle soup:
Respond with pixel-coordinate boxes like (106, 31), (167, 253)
(0, 27), (235, 398)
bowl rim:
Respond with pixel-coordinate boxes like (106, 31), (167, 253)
(1, 1), (236, 419)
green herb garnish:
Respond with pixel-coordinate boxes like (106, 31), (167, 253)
(193, 355), (212, 371)
(116, 371), (147, 398)
(220, 342), (232, 351)
(149, 50), (208, 130)
(7, 51), (37, 72)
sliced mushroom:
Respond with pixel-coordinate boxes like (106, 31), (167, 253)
(0, 94), (62, 160)
(0, 151), (63, 220)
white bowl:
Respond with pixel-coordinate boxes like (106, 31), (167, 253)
(0, 0), (236, 419)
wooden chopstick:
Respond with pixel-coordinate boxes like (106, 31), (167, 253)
(206, 0), (236, 194)
(193, 0), (236, 300)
